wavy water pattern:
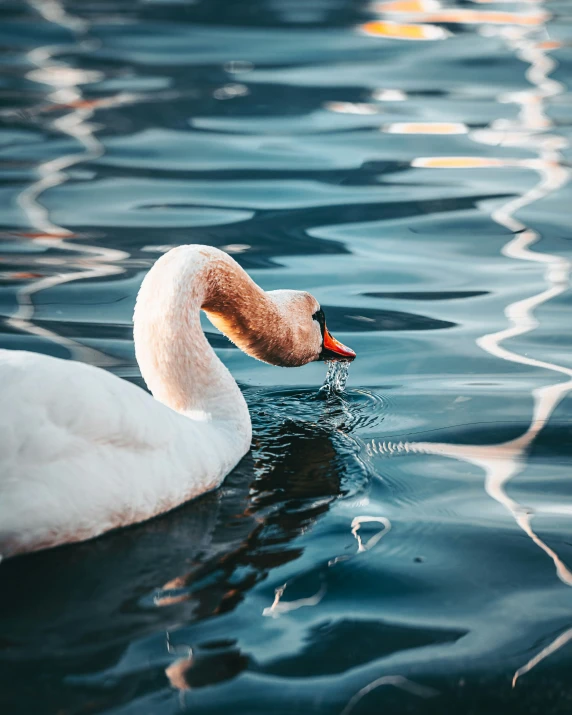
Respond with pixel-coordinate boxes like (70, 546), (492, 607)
(373, 0), (572, 687)
(1, 0), (572, 713)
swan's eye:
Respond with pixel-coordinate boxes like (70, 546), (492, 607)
(312, 308), (326, 337)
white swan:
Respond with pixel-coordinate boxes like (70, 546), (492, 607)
(0, 245), (355, 558)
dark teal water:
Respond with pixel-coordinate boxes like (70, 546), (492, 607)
(1, 1), (572, 713)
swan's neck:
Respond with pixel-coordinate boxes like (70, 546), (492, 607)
(133, 246), (253, 432)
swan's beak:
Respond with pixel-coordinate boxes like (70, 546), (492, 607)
(321, 329), (356, 361)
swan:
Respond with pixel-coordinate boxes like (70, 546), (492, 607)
(0, 244), (355, 559)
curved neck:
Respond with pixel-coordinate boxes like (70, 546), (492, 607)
(133, 246), (255, 431)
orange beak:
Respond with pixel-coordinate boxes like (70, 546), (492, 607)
(322, 328), (356, 361)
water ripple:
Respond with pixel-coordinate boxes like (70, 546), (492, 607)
(1, 0), (572, 712)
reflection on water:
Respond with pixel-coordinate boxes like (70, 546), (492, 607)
(6, 0), (128, 366)
(373, 0), (572, 687)
(1, 0), (572, 713)
(361, 19), (449, 40)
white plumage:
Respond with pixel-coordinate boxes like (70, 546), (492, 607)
(0, 348), (249, 558)
(0, 244), (349, 558)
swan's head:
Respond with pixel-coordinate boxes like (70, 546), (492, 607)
(251, 290), (356, 368)
(205, 287), (355, 368)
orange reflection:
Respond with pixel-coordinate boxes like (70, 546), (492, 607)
(385, 121), (468, 134)
(14, 230), (78, 240)
(361, 20), (447, 40)
(165, 658), (193, 691)
(3, 272), (43, 280)
(537, 40), (562, 51)
(154, 575), (189, 606)
(44, 93), (138, 113)
(412, 156), (508, 168)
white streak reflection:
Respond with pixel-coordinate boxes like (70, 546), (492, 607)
(351, 515), (392, 552)
(262, 581), (326, 618)
(263, 514), (392, 615)
(11, 1), (129, 365)
(512, 627), (572, 688)
(375, 1), (572, 686)
(29, 0), (87, 34)
(340, 674), (438, 715)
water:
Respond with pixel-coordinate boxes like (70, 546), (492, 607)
(1, 0), (572, 713)
(321, 360), (351, 395)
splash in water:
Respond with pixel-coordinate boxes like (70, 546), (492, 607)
(320, 360), (351, 395)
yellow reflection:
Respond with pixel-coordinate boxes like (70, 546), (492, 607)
(361, 19), (448, 40)
(377, 0), (439, 10)
(385, 122), (468, 134)
(412, 156), (508, 168)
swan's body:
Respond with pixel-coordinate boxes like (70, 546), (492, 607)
(0, 349), (244, 557)
(0, 245), (354, 558)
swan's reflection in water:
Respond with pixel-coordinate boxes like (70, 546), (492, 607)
(0, 390), (376, 708)
(152, 391), (377, 625)
(153, 416), (348, 618)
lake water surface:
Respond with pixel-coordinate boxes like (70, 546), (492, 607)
(1, 1), (572, 713)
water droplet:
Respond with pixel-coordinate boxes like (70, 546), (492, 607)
(320, 360), (351, 395)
